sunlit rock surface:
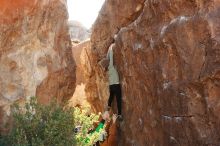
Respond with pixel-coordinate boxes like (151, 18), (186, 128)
(69, 40), (90, 108)
(86, 0), (220, 145)
(0, 0), (75, 132)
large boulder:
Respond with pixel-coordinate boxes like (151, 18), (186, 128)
(0, 0), (75, 132)
(86, 0), (220, 145)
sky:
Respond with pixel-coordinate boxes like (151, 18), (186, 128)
(67, 0), (105, 29)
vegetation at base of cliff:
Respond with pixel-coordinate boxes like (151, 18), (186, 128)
(0, 97), (75, 146)
(0, 97), (104, 146)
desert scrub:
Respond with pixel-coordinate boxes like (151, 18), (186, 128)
(0, 97), (106, 146)
(0, 97), (75, 146)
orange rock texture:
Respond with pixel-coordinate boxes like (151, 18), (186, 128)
(72, 41), (90, 85)
(86, 0), (220, 145)
(69, 40), (90, 108)
(0, 0), (75, 132)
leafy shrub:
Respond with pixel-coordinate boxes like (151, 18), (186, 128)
(0, 97), (104, 146)
(0, 97), (75, 146)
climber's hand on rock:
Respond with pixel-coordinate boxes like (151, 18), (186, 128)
(98, 58), (109, 71)
(109, 43), (115, 51)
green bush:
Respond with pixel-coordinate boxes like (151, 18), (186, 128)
(0, 97), (75, 146)
(0, 97), (104, 146)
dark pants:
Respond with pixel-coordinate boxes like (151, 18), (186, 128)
(108, 84), (122, 115)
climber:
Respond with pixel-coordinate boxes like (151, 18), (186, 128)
(99, 43), (123, 121)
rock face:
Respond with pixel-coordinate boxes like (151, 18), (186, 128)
(0, 0), (75, 132)
(68, 20), (90, 42)
(87, 0), (220, 145)
(72, 41), (91, 85)
(69, 41), (90, 108)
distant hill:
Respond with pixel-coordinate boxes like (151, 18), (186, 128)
(68, 20), (90, 42)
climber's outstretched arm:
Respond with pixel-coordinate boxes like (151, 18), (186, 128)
(107, 44), (114, 67)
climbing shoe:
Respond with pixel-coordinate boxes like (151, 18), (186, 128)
(117, 115), (123, 122)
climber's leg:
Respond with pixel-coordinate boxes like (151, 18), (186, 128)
(107, 85), (115, 110)
(115, 84), (122, 115)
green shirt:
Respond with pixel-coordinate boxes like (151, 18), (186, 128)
(84, 122), (104, 144)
